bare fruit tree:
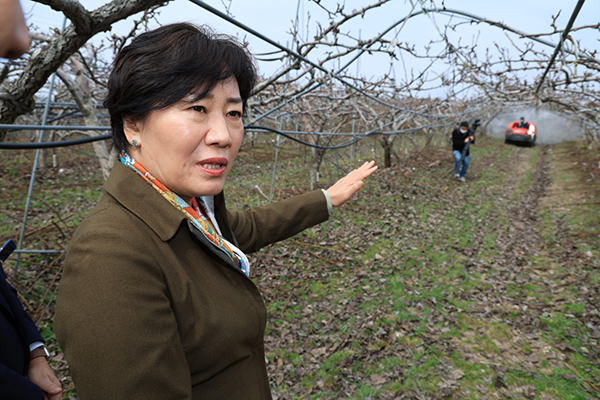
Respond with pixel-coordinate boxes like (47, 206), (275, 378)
(246, 1), (600, 159)
(0, 0), (168, 138)
(2, 0), (599, 184)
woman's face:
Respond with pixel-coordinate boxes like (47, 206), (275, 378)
(124, 77), (244, 204)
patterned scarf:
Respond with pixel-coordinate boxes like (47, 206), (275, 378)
(119, 151), (248, 275)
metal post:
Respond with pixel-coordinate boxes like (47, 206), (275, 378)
(13, 17), (66, 277)
(335, 146), (341, 181)
(350, 117), (356, 169)
(13, 72), (58, 277)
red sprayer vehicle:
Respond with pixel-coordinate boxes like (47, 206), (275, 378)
(505, 121), (537, 146)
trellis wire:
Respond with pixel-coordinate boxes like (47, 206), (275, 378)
(3, 0), (597, 276)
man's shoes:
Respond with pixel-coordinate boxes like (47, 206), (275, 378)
(453, 174), (460, 179)
(459, 176), (466, 182)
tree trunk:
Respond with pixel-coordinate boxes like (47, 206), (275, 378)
(0, 0), (168, 130)
(57, 59), (113, 180)
(379, 134), (395, 168)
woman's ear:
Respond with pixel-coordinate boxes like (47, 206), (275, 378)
(123, 117), (141, 147)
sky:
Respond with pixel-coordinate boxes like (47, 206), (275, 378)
(18, 0), (600, 96)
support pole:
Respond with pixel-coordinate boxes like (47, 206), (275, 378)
(13, 66), (59, 277)
(13, 18), (66, 277)
(534, 0), (586, 96)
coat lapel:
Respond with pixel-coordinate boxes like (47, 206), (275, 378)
(105, 162), (243, 273)
(186, 221), (241, 272)
(0, 266), (17, 320)
(213, 192), (239, 247)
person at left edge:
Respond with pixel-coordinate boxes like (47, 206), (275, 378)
(0, 250), (63, 400)
(0, 0), (30, 59)
(0, 0), (62, 397)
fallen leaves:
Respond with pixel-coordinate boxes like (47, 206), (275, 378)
(254, 141), (600, 399)
(4, 138), (599, 399)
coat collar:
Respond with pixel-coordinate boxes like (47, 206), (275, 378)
(103, 162), (188, 242)
(104, 162), (234, 245)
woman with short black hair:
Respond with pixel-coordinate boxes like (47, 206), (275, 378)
(55, 23), (376, 400)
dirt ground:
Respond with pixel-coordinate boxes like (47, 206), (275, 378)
(251, 136), (600, 399)
(1, 135), (599, 399)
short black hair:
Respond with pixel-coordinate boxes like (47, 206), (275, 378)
(459, 121), (469, 127)
(104, 23), (257, 152)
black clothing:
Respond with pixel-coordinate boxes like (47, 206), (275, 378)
(0, 263), (45, 400)
(517, 121), (529, 129)
(451, 127), (475, 156)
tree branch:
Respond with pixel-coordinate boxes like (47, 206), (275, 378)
(0, 0), (167, 126)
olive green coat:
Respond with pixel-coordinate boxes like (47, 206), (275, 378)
(54, 161), (329, 400)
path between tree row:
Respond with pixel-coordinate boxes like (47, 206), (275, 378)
(253, 136), (600, 399)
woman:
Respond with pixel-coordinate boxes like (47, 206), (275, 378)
(54, 23), (376, 400)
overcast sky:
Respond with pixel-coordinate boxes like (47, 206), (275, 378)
(19, 0), (600, 94)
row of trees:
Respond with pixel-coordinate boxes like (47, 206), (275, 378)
(1, 0), (599, 186)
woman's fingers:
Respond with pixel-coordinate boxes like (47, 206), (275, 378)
(326, 161), (378, 207)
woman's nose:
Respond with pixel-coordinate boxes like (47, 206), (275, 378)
(204, 115), (232, 146)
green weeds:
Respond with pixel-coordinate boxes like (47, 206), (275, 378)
(3, 135), (600, 399)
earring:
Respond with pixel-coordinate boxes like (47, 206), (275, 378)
(132, 139), (138, 147)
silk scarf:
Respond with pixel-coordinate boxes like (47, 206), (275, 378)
(119, 151), (249, 276)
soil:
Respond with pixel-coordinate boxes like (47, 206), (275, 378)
(1, 135), (599, 399)
(250, 137), (600, 399)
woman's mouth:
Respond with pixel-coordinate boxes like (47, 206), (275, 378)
(201, 163), (224, 170)
(197, 158), (228, 176)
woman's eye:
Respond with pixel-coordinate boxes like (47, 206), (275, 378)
(228, 110), (242, 119)
(191, 106), (206, 113)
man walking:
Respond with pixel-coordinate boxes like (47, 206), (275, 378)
(451, 121), (475, 182)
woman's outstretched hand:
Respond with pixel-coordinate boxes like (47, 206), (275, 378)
(326, 161), (378, 207)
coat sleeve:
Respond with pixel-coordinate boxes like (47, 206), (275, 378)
(0, 264), (44, 346)
(0, 363), (44, 400)
(0, 265), (45, 400)
(227, 190), (329, 254)
(0, 262), (45, 344)
(54, 215), (192, 400)
(0, 362), (45, 400)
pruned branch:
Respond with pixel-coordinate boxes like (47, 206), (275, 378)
(0, 0), (168, 127)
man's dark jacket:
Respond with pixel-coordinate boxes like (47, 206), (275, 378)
(451, 127), (475, 156)
(0, 263), (44, 399)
